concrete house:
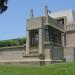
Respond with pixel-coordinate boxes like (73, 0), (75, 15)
(0, 6), (75, 66)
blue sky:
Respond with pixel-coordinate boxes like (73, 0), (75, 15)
(0, 0), (75, 40)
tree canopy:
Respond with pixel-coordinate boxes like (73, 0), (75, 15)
(0, 0), (8, 14)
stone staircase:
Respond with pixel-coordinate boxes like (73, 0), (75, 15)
(23, 49), (39, 58)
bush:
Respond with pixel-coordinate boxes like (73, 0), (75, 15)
(0, 37), (26, 47)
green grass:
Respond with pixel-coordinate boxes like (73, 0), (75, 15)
(0, 62), (75, 75)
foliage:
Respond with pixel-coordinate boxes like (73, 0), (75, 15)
(0, 37), (26, 47)
(0, 0), (8, 14)
(15, 37), (26, 45)
(0, 62), (75, 75)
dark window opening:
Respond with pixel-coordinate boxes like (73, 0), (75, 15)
(44, 26), (61, 44)
(29, 29), (39, 48)
(57, 18), (64, 25)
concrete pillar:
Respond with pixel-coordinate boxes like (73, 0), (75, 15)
(30, 9), (34, 19)
(45, 5), (48, 17)
(39, 28), (43, 54)
(44, 5), (49, 25)
(26, 30), (29, 54)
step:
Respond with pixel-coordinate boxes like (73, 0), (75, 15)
(23, 54), (39, 57)
(29, 50), (38, 54)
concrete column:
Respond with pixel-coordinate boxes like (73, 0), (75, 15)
(39, 28), (43, 54)
(45, 5), (48, 17)
(30, 9), (34, 19)
(26, 30), (29, 54)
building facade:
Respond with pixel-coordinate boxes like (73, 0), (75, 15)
(24, 6), (64, 65)
(0, 6), (75, 66)
(50, 9), (75, 62)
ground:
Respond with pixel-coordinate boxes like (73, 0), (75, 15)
(0, 62), (75, 75)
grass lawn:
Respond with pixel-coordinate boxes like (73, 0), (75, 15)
(0, 62), (75, 75)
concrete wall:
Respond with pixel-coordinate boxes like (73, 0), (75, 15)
(49, 9), (73, 25)
(44, 45), (64, 64)
(27, 17), (43, 30)
(49, 9), (75, 31)
(64, 47), (75, 62)
(0, 46), (45, 66)
(72, 10), (75, 24)
(0, 46), (25, 61)
(44, 45), (63, 60)
(47, 16), (64, 32)
(66, 32), (75, 47)
(52, 46), (63, 60)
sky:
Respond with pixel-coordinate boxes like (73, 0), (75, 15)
(0, 0), (75, 40)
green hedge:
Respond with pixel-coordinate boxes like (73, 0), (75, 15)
(0, 37), (26, 47)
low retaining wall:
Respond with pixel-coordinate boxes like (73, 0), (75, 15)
(0, 45), (26, 60)
(0, 59), (64, 66)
